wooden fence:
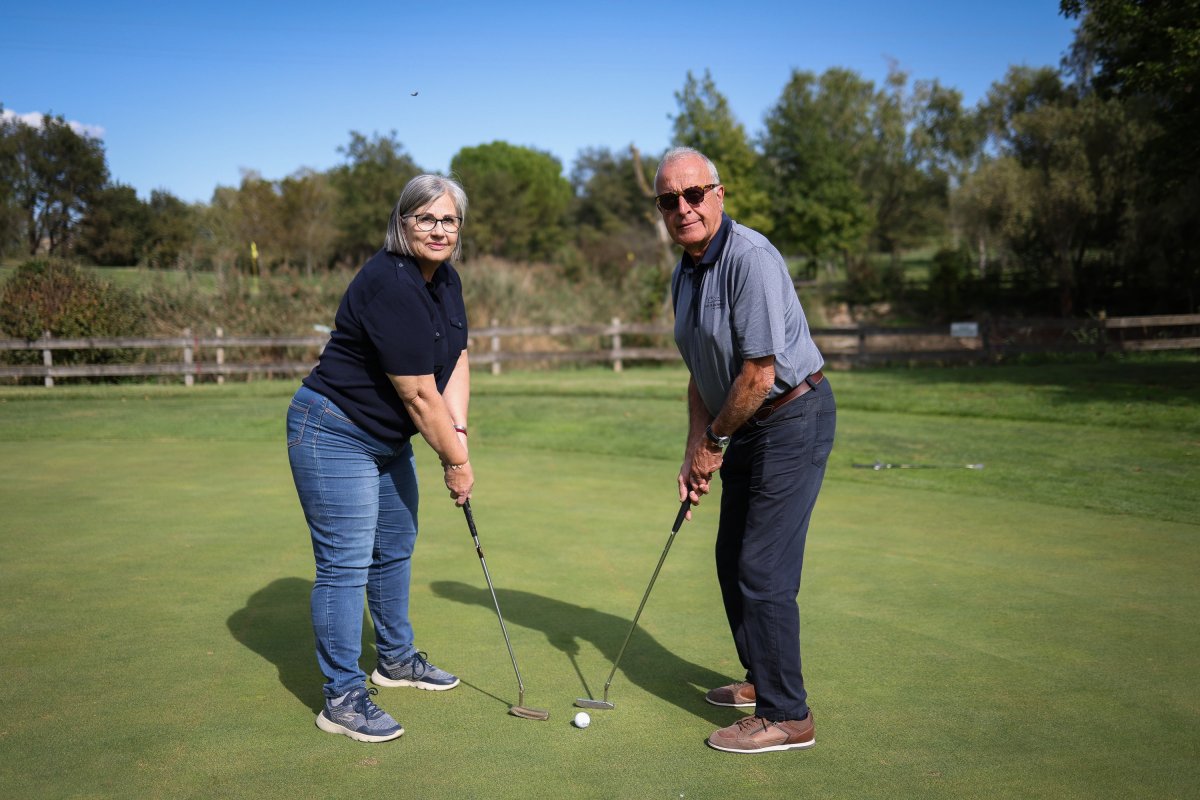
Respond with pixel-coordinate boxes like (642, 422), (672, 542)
(0, 314), (1196, 387)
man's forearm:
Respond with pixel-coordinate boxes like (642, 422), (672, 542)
(710, 355), (775, 437)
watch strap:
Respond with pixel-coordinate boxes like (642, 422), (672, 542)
(705, 424), (730, 448)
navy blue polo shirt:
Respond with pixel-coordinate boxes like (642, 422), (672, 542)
(304, 248), (468, 444)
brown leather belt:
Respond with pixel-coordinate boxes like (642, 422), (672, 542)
(749, 371), (825, 422)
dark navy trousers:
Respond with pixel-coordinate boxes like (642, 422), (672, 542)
(715, 377), (836, 721)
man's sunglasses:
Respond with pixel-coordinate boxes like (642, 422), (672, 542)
(655, 184), (718, 212)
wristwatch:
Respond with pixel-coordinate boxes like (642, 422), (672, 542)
(705, 425), (731, 450)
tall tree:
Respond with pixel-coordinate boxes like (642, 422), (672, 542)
(761, 68), (875, 269)
(144, 190), (198, 271)
(568, 146), (664, 284)
(960, 66), (1147, 315)
(280, 168), (337, 277)
(450, 141), (572, 262)
(862, 65), (962, 265)
(76, 183), (151, 266)
(670, 70), (772, 233)
(0, 107), (21, 257)
(0, 111), (108, 255)
(197, 186), (243, 283)
(230, 171), (284, 273)
(329, 131), (421, 265)
(1062, 0), (1200, 311)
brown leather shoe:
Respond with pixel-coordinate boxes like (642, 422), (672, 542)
(707, 713), (815, 753)
(704, 681), (756, 708)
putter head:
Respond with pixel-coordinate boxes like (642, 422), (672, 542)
(509, 705), (550, 721)
(574, 698), (615, 710)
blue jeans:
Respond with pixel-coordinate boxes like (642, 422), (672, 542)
(716, 377), (836, 721)
(287, 385), (421, 698)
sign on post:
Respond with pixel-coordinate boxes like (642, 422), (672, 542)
(950, 322), (980, 338)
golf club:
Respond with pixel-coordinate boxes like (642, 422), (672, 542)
(575, 498), (691, 710)
(852, 461), (985, 470)
(461, 500), (549, 721)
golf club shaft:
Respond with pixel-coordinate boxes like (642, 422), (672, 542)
(852, 462), (984, 470)
(462, 500), (527, 706)
(598, 498), (691, 703)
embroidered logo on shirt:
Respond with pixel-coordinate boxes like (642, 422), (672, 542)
(704, 295), (724, 309)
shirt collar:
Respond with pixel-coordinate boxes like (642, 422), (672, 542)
(681, 213), (732, 273)
(392, 250), (453, 289)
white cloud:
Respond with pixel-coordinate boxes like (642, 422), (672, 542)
(1, 108), (105, 139)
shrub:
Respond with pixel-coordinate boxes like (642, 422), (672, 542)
(0, 259), (146, 340)
(0, 259), (147, 379)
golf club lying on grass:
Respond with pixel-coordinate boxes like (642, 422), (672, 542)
(852, 461), (985, 470)
(576, 498), (692, 711)
(462, 500), (549, 721)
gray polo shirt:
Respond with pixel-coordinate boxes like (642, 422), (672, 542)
(672, 215), (824, 418)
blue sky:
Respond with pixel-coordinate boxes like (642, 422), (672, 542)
(2, 1), (1078, 204)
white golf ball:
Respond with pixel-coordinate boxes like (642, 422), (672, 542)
(573, 711), (591, 728)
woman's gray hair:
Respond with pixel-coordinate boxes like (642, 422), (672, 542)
(385, 174), (469, 262)
(655, 146), (721, 186)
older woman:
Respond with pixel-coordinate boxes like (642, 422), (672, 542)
(286, 174), (473, 742)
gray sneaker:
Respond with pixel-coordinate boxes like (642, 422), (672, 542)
(315, 687), (404, 743)
(371, 650), (460, 691)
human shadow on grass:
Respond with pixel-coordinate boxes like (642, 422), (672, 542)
(227, 576), (326, 712)
(431, 580), (736, 726)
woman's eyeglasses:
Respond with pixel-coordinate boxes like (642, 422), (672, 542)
(655, 184), (718, 212)
(404, 214), (462, 233)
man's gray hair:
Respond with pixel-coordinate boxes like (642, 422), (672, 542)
(655, 146), (721, 186)
(385, 174), (469, 262)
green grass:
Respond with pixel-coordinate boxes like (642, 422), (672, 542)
(1, 356), (1197, 799)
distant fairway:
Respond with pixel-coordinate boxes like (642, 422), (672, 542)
(1, 358), (1196, 799)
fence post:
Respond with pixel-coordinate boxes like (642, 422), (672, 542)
(490, 318), (501, 376)
(42, 330), (53, 388)
(611, 317), (623, 372)
(183, 328), (194, 387)
(857, 325), (867, 367)
(215, 327), (225, 385)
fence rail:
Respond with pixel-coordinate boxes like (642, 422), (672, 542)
(1, 314), (1196, 386)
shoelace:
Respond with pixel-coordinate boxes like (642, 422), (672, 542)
(734, 715), (770, 733)
(349, 687), (387, 720)
(407, 651), (431, 679)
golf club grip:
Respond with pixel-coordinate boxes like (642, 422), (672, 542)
(672, 499), (690, 533)
(462, 500), (480, 539)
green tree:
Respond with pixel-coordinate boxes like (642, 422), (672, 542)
(76, 184), (151, 266)
(958, 66), (1147, 315)
(670, 70), (772, 233)
(228, 171), (284, 274)
(0, 108), (22, 256)
(280, 168), (338, 277)
(144, 190), (199, 271)
(0, 111), (108, 255)
(1062, 0), (1200, 144)
(861, 66), (960, 266)
(571, 147), (653, 232)
(450, 141), (572, 262)
(1062, 0), (1200, 311)
(196, 186), (244, 284)
(568, 146), (665, 286)
(761, 68), (874, 270)
(329, 131), (421, 265)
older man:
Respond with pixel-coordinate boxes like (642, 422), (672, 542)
(658, 147), (836, 753)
